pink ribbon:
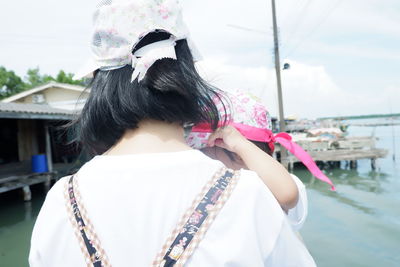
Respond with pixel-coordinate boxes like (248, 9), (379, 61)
(192, 123), (336, 191)
(273, 132), (336, 191)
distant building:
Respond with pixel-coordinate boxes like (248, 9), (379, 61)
(0, 101), (83, 200)
(1, 82), (88, 110)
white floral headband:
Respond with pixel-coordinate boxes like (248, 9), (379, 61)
(74, 0), (201, 82)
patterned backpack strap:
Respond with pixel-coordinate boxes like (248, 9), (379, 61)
(64, 175), (111, 267)
(152, 167), (241, 267)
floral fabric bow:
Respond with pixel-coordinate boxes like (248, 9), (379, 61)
(74, 0), (201, 82)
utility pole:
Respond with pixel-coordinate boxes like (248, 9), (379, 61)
(271, 0), (288, 166)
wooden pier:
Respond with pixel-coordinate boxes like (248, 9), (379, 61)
(285, 147), (387, 169)
(0, 173), (56, 201)
(277, 136), (388, 170)
(0, 161), (77, 200)
(0, 102), (78, 201)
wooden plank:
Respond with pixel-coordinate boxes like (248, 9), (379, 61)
(296, 141), (330, 151)
(287, 148), (388, 163)
(0, 173), (56, 194)
(0, 176), (49, 193)
(337, 137), (375, 150)
(0, 175), (32, 184)
(0, 172), (55, 183)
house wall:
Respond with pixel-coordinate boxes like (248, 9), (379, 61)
(44, 87), (88, 103)
(17, 120), (40, 161)
(15, 87), (89, 110)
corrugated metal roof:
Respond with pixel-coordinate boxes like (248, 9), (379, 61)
(0, 102), (76, 120)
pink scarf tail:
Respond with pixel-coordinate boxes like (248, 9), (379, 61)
(275, 133), (336, 191)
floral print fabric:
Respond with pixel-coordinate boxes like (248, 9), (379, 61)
(161, 169), (235, 266)
(186, 90), (273, 149)
(67, 176), (103, 267)
(74, 0), (201, 80)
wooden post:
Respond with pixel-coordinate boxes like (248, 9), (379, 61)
(22, 185), (31, 201)
(271, 0), (288, 168)
(350, 160), (358, 169)
(289, 160), (294, 172)
(44, 174), (51, 193)
(45, 123), (53, 172)
(24, 201), (32, 221)
(44, 123), (53, 191)
(371, 158), (377, 170)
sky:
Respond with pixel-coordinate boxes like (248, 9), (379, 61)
(0, 0), (399, 118)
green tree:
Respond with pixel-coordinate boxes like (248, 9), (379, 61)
(25, 67), (85, 88)
(0, 66), (26, 100)
(1, 66), (86, 100)
(42, 74), (56, 84)
(55, 70), (85, 85)
(25, 67), (44, 88)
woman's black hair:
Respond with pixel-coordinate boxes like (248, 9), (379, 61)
(72, 31), (226, 155)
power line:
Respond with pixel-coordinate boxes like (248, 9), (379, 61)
(283, 0), (343, 58)
(280, 0), (308, 30)
(281, 0), (314, 47)
(226, 24), (270, 35)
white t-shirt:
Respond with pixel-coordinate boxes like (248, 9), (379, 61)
(287, 174), (308, 231)
(29, 150), (315, 267)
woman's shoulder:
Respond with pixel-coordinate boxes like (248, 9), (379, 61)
(30, 176), (68, 211)
(46, 175), (71, 200)
(32, 175), (73, 233)
(229, 169), (285, 222)
(237, 169), (283, 203)
(204, 169), (285, 262)
(33, 176), (72, 226)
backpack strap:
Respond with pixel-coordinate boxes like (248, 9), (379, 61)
(65, 175), (111, 267)
(153, 167), (240, 267)
(65, 167), (240, 267)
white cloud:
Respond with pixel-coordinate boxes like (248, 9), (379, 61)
(197, 58), (400, 118)
(197, 58), (352, 118)
(352, 85), (400, 115)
